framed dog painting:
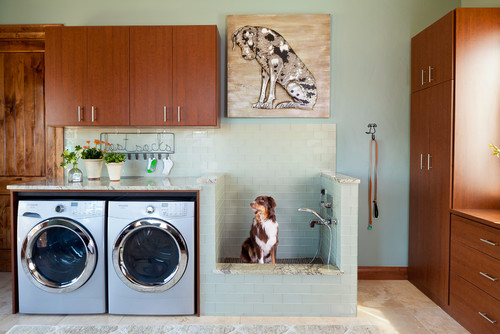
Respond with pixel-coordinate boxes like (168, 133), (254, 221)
(227, 14), (331, 118)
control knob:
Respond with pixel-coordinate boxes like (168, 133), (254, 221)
(55, 205), (64, 213)
(146, 206), (155, 214)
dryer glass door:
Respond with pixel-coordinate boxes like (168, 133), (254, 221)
(21, 218), (97, 293)
(113, 218), (188, 292)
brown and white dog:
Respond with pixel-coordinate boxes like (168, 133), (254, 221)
(240, 196), (279, 264)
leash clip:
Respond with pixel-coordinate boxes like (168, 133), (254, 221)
(366, 123), (377, 140)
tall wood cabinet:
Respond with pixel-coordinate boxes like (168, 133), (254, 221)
(409, 7), (500, 327)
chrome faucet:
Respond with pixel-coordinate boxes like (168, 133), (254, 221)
(298, 208), (331, 225)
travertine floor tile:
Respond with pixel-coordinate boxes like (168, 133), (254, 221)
(410, 307), (469, 334)
(0, 274), (470, 334)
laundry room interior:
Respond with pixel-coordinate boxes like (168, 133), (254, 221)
(1, 1), (500, 334)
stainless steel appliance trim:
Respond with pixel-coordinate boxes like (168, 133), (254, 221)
(21, 218), (97, 293)
(112, 218), (188, 293)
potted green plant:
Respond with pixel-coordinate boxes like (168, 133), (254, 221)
(60, 146), (83, 183)
(103, 152), (127, 182)
(489, 144), (500, 158)
(82, 139), (106, 180)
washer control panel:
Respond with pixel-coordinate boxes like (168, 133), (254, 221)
(159, 202), (189, 217)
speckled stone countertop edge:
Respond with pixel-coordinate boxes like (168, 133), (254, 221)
(6, 173), (225, 191)
(214, 263), (344, 276)
(320, 170), (360, 184)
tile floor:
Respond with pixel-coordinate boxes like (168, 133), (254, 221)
(0, 272), (468, 334)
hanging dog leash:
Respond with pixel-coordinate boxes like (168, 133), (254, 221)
(366, 124), (379, 230)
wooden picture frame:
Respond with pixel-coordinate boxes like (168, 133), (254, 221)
(227, 14), (331, 118)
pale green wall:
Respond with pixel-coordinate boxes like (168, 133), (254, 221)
(462, 0), (500, 6)
(0, 0), (462, 266)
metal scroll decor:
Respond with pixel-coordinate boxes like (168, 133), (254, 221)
(99, 132), (175, 154)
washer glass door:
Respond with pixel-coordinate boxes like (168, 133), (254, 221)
(21, 218), (97, 293)
(113, 218), (188, 292)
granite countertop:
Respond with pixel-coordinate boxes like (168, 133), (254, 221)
(320, 170), (360, 184)
(6, 174), (223, 191)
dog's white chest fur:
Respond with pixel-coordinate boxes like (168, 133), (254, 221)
(253, 218), (278, 261)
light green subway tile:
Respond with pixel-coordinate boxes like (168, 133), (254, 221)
(243, 293), (264, 303)
(283, 294), (304, 304)
(264, 293), (283, 304)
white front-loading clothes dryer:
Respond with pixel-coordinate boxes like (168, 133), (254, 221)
(107, 201), (195, 315)
(17, 200), (106, 314)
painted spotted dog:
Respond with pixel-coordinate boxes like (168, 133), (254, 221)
(232, 25), (317, 110)
(240, 196), (279, 264)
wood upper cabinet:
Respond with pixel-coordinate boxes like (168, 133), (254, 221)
(45, 26), (129, 126)
(172, 26), (219, 126)
(48, 25), (219, 127)
(130, 26), (173, 126)
(130, 25), (220, 126)
(411, 12), (454, 92)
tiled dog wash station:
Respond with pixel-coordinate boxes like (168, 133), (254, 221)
(10, 124), (360, 317)
(87, 124), (357, 317)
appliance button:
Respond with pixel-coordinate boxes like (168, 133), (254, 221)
(146, 206), (155, 214)
(55, 205), (64, 213)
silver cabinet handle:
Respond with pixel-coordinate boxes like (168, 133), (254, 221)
(421, 69), (426, 85)
(479, 272), (498, 282)
(163, 106), (167, 122)
(478, 312), (497, 324)
(427, 154), (432, 170)
(428, 66), (434, 83)
(420, 154), (423, 169)
(91, 106), (95, 122)
(78, 106), (81, 122)
(177, 106), (181, 123)
(480, 238), (499, 246)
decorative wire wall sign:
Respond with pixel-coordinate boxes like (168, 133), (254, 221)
(100, 132), (175, 159)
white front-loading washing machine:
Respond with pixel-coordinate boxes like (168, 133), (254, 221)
(17, 200), (106, 314)
(107, 201), (195, 315)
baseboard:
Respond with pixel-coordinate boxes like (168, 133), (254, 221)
(358, 266), (408, 280)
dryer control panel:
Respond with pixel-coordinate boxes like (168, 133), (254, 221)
(108, 201), (195, 219)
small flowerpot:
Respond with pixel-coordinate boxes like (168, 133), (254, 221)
(106, 162), (124, 182)
(84, 159), (104, 180)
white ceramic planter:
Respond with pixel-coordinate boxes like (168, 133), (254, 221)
(83, 159), (103, 180)
(106, 162), (124, 182)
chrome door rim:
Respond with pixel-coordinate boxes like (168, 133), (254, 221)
(112, 218), (188, 293)
(21, 218), (97, 293)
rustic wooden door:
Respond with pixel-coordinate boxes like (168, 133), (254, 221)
(45, 26), (88, 126)
(0, 25), (63, 272)
(130, 26), (173, 126)
(87, 26), (129, 126)
(172, 26), (219, 126)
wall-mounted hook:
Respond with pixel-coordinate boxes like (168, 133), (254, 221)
(366, 123), (377, 140)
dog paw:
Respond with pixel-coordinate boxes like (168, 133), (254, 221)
(252, 101), (273, 109)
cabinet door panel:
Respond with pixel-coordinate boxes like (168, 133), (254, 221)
(45, 27), (88, 126)
(87, 27), (129, 126)
(408, 89), (429, 286)
(411, 12), (454, 92)
(426, 81), (453, 306)
(0, 53), (45, 176)
(130, 26), (173, 126)
(0, 194), (11, 271)
(427, 12), (454, 88)
(173, 26), (218, 126)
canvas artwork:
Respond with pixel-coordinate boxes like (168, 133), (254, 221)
(227, 14), (331, 118)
